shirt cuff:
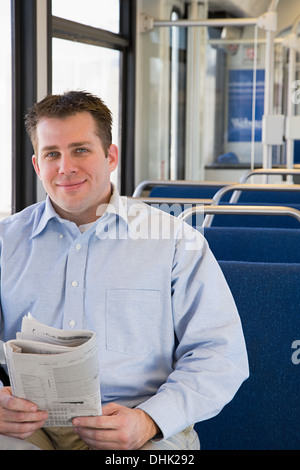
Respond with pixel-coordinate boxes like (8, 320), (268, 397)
(136, 392), (188, 440)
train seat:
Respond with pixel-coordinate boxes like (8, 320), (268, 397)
(194, 260), (300, 450)
(204, 226), (300, 263)
(237, 190), (300, 204)
(210, 204), (300, 228)
(149, 184), (232, 201)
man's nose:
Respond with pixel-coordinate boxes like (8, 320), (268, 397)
(58, 154), (78, 175)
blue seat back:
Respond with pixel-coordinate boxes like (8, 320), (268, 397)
(150, 185), (232, 201)
(194, 261), (300, 449)
(204, 227), (300, 263)
(211, 203), (300, 228)
(238, 190), (300, 204)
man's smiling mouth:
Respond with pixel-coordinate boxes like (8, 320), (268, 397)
(56, 179), (87, 190)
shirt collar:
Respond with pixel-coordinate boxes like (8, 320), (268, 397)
(95, 184), (129, 237)
(30, 185), (129, 239)
(30, 196), (62, 238)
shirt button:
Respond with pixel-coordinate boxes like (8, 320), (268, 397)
(76, 243), (81, 250)
(69, 319), (75, 327)
(59, 234), (64, 239)
(71, 280), (78, 287)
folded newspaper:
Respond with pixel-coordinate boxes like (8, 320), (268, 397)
(3, 314), (101, 427)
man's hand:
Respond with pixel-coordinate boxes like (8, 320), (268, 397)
(0, 387), (48, 440)
(72, 402), (160, 450)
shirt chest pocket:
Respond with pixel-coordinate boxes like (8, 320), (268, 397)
(105, 289), (162, 355)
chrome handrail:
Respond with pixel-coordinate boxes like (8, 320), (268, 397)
(132, 180), (235, 197)
(129, 197), (213, 205)
(178, 204), (300, 228)
(239, 168), (300, 184)
(203, 183), (300, 226)
(213, 182), (300, 204)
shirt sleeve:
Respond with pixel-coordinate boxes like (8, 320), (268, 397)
(0, 276), (4, 389)
(137, 226), (249, 439)
(0, 264), (6, 389)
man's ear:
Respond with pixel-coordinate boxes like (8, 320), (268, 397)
(108, 144), (118, 173)
(32, 154), (41, 178)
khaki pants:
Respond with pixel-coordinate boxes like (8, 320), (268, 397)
(26, 427), (89, 450)
(25, 425), (200, 450)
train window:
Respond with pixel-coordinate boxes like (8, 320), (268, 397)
(51, 0), (130, 190)
(52, 38), (121, 187)
(52, 0), (120, 33)
(0, 0), (12, 218)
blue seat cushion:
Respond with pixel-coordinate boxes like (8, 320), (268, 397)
(195, 261), (300, 450)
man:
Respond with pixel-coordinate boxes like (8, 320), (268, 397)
(0, 91), (249, 450)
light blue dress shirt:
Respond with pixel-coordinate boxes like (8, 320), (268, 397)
(0, 187), (249, 439)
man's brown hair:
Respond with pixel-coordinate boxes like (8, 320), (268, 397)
(25, 90), (113, 155)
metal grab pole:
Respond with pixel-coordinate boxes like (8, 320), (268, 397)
(285, 15), (300, 181)
(153, 18), (258, 28)
(262, 0), (280, 175)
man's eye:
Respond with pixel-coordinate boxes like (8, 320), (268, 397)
(45, 152), (59, 158)
(75, 148), (88, 154)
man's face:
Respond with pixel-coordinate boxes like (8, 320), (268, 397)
(32, 111), (118, 225)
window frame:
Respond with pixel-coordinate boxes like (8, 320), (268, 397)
(11, 0), (38, 213)
(11, 0), (136, 214)
(52, 16), (128, 50)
